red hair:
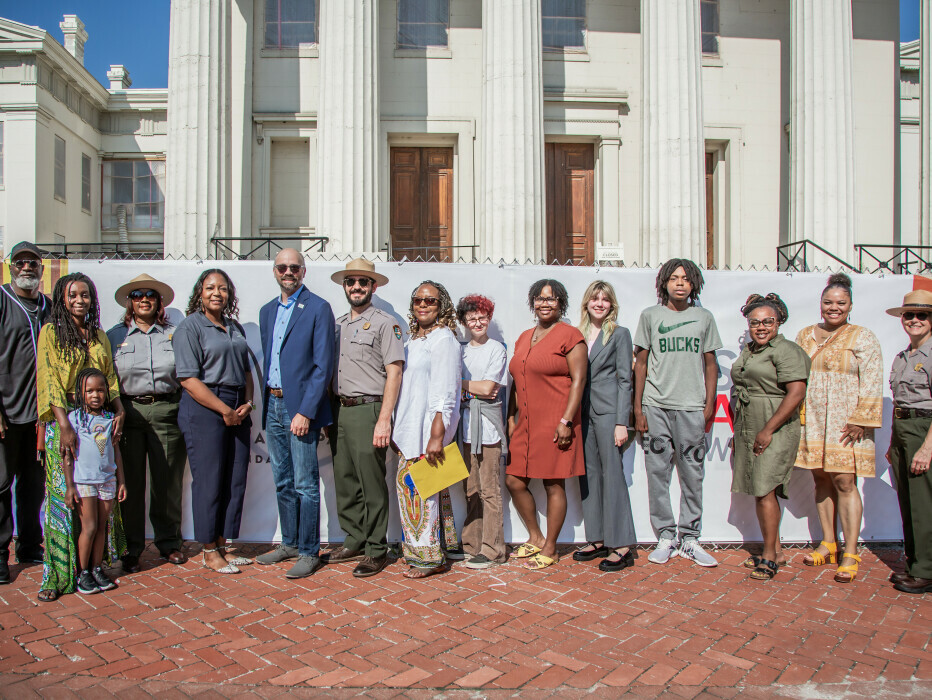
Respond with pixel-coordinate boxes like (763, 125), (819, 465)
(456, 294), (495, 325)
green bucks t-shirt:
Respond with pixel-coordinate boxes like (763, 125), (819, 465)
(633, 305), (722, 411)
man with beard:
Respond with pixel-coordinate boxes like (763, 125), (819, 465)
(325, 259), (404, 577)
(0, 242), (51, 583)
(257, 249), (335, 578)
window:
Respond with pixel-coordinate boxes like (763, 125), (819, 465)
(264, 0), (316, 48)
(102, 160), (166, 230)
(81, 154), (91, 212)
(54, 136), (66, 200)
(701, 0), (720, 55)
(0, 123), (4, 187)
(542, 0), (586, 50)
(397, 0), (449, 49)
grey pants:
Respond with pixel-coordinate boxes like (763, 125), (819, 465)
(580, 414), (636, 548)
(641, 406), (706, 542)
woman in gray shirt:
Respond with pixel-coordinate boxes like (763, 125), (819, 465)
(107, 273), (186, 572)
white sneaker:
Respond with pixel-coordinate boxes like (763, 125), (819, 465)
(647, 537), (679, 564)
(678, 539), (718, 567)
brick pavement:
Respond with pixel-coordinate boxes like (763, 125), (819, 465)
(0, 543), (930, 697)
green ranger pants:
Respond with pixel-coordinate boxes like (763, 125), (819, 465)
(890, 416), (932, 579)
(120, 396), (187, 557)
(330, 402), (389, 558)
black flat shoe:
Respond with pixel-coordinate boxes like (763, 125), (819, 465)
(573, 544), (609, 561)
(599, 550), (635, 572)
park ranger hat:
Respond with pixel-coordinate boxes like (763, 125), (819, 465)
(114, 273), (175, 307)
(330, 257), (389, 287)
(886, 289), (932, 317)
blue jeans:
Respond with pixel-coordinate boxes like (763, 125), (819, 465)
(266, 394), (320, 556)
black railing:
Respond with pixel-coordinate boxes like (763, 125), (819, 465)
(776, 239), (858, 273)
(387, 244), (479, 263)
(211, 236), (329, 260)
(35, 242), (164, 260)
(854, 244), (932, 275)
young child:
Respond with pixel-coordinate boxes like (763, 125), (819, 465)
(633, 259), (722, 567)
(64, 367), (127, 594)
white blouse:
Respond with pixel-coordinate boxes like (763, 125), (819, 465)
(393, 326), (462, 461)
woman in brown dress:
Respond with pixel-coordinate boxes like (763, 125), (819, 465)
(506, 279), (587, 570)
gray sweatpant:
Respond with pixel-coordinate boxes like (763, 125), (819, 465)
(641, 406), (706, 542)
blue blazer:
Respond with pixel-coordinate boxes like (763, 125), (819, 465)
(259, 285), (335, 430)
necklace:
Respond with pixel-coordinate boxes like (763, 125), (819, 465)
(416, 322), (440, 339)
(532, 323), (552, 344)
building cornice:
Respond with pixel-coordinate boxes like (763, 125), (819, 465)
(107, 89), (169, 112)
(544, 88), (629, 106)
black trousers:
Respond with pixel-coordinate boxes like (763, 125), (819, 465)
(0, 420), (45, 557)
(178, 387), (251, 544)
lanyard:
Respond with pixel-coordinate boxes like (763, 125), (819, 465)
(1, 284), (46, 361)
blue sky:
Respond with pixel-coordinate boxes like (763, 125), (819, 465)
(0, 0), (923, 90)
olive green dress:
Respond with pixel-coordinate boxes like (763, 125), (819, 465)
(731, 335), (811, 499)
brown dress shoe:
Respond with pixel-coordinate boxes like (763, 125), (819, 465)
(893, 576), (932, 594)
(164, 550), (187, 565)
(323, 546), (365, 564)
(889, 571), (911, 584)
(353, 555), (389, 578)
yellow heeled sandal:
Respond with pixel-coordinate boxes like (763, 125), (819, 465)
(834, 553), (861, 583)
(802, 541), (837, 567)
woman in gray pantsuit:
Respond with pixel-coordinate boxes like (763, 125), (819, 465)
(573, 281), (638, 572)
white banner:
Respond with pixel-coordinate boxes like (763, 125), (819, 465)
(69, 260), (913, 544)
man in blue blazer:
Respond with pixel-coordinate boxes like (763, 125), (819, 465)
(256, 249), (335, 578)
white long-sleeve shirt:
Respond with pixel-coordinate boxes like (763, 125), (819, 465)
(393, 327), (462, 461)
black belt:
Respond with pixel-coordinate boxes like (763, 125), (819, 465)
(893, 407), (932, 419)
(123, 392), (180, 405)
(338, 394), (382, 407)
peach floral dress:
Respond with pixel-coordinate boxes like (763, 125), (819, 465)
(794, 324), (883, 476)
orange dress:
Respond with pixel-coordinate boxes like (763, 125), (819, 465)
(507, 322), (585, 479)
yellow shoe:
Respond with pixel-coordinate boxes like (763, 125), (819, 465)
(834, 553), (861, 583)
(802, 541), (837, 567)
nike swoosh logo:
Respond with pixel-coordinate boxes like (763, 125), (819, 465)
(658, 320), (698, 334)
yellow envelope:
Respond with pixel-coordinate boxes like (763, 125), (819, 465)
(407, 443), (470, 499)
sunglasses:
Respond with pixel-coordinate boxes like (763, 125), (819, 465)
(343, 276), (372, 288)
(903, 312), (930, 321)
(412, 296), (440, 307)
(130, 289), (159, 300)
(274, 264), (303, 274)
(748, 318), (777, 328)
(12, 259), (41, 270)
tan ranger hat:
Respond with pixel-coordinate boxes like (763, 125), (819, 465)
(330, 257), (389, 287)
(114, 273), (175, 306)
(886, 289), (932, 317)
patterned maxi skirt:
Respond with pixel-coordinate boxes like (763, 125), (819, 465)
(396, 457), (458, 568)
(41, 419), (127, 594)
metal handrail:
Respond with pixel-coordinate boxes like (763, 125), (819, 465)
(776, 239), (858, 272)
(854, 244), (932, 275)
(210, 236), (329, 260)
(35, 242), (164, 260)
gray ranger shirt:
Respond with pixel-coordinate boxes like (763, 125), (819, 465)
(107, 321), (181, 396)
(890, 338), (932, 410)
(333, 305), (406, 397)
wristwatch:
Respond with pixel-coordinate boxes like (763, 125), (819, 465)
(247, 400), (256, 411)
(560, 418), (573, 428)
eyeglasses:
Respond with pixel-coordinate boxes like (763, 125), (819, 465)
(12, 259), (40, 270)
(412, 296), (439, 307)
(533, 296), (558, 306)
(130, 289), (159, 301)
(903, 312), (930, 321)
(343, 277), (372, 288)
(274, 264), (304, 275)
(465, 316), (489, 327)
(748, 318), (777, 328)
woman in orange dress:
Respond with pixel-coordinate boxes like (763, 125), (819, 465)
(506, 279), (588, 570)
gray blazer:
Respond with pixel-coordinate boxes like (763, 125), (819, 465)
(583, 326), (633, 426)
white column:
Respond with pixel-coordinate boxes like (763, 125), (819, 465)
(921, 0), (932, 245)
(164, 0), (232, 259)
(481, 0), (546, 264)
(640, 0), (706, 265)
(788, 0), (856, 266)
(317, 0), (380, 256)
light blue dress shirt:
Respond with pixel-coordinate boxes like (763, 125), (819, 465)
(267, 289), (301, 389)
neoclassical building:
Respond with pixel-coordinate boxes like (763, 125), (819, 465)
(0, 1), (930, 269)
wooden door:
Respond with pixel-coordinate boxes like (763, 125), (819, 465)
(705, 152), (715, 269)
(390, 147), (454, 261)
(546, 143), (594, 265)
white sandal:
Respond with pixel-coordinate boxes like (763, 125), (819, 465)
(202, 547), (240, 574)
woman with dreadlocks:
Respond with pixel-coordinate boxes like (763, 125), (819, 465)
(36, 273), (126, 602)
(392, 280), (462, 578)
